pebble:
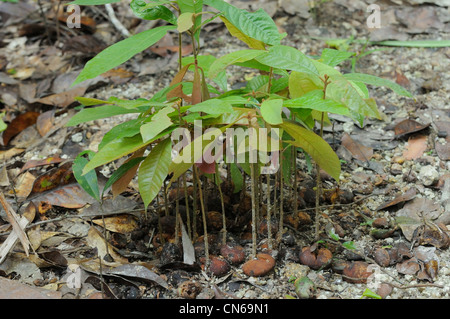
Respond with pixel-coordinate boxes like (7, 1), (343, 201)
(418, 165), (439, 186)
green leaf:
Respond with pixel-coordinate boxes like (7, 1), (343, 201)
(284, 90), (350, 116)
(75, 97), (109, 106)
(69, 0), (121, 5)
(0, 112), (7, 133)
(260, 99), (283, 125)
(361, 288), (382, 300)
(178, 0), (203, 41)
(130, 0), (177, 24)
(98, 118), (142, 150)
(72, 25), (175, 86)
(204, 0), (282, 46)
(342, 241), (356, 250)
(343, 73), (412, 98)
(102, 156), (145, 197)
(73, 151), (100, 202)
(280, 120), (341, 181)
(229, 163), (243, 193)
(188, 99), (233, 114)
(256, 45), (318, 76)
(66, 105), (143, 127)
(138, 138), (172, 209)
(177, 12), (195, 32)
(320, 48), (354, 67)
(209, 49), (266, 79)
(327, 76), (381, 123)
(140, 106), (174, 143)
(289, 71), (323, 98)
(372, 40), (450, 48)
(82, 134), (149, 175)
(220, 16), (265, 50)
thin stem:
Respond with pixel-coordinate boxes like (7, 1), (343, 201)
(183, 174), (192, 240)
(194, 165), (209, 268)
(277, 150), (284, 244)
(216, 163), (227, 246)
(314, 74), (330, 240)
(250, 162), (257, 258)
(266, 174), (272, 250)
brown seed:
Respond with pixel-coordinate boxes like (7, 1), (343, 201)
(220, 244), (246, 265)
(377, 283), (393, 299)
(373, 248), (390, 267)
(209, 256), (231, 277)
(342, 261), (372, 284)
(242, 253), (276, 277)
(299, 247), (332, 270)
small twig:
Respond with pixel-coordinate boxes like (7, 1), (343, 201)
(388, 282), (444, 289)
(105, 3), (130, 38)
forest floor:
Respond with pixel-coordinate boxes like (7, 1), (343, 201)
(0, 0), (449, 300)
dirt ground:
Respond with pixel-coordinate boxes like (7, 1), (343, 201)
(0, 0), (449, 300)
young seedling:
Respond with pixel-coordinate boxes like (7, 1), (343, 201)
(67, 0), (412, 266)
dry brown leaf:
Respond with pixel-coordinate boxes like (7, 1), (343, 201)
(0, 148), (25, 161)
(394, 119), (430, 137)
(36, 86), (86, 108)
(341, 133), (373, 162)
(86, 226), (128, 265)
(36, 110), (55, 137)
(403, 134), (428, 159)
(2, 111), (40, 146)
(92, 215), (138, 234)
(376, 188), (416, 211)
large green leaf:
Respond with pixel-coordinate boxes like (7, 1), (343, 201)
(220, 17), (265, 50)
(66, 105), (143, 127)
(204, 0), (282, 46)
(284, 90), (350, 116)
(256, 45), (318, 76)
(320, 48), (354, 67)
(289, 71), (323, 98)
(327, 76), (381, 123)
(98, 118), (142, 150)
(138, 138), (172, 209)
(188, 98), (233, 114)
(130, 0), (177, 24)
(343, 73), (412, 97)
(260, 99), (283, 125)
(72, 25), (175, 86)
(140, 106), (174, 143)
(209, 49), (266, 79)
(280, 120), (341, 181)
(82, 134), (149, 175)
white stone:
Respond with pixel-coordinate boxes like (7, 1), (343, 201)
(418, 165), (439, 186)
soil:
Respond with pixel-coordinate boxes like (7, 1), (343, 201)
(0, 0), (449, 300)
